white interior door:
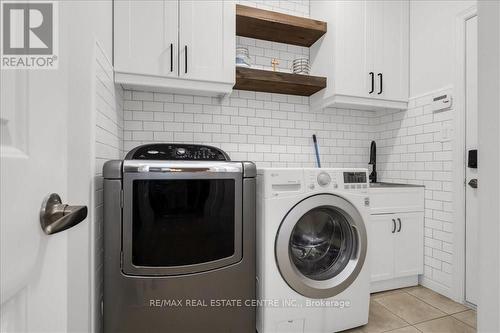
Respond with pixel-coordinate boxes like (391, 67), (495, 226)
(0, 3), (86, 331)
(465, 14), (479, 306)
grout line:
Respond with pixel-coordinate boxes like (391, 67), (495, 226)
(411, 324), (424, 332)
(372, 296), (413, 326)
(451, 310), (477, 330)
(372, 291), (450, 326)
(405, 288), (469, 315)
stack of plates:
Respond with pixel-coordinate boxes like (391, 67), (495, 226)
(292, 58), (310, 75)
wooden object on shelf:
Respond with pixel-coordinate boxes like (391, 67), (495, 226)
(234, 67), (326, 96)
(236, 5), (327, 47)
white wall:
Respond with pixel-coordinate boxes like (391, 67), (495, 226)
(123, 90), (376, 168)
(64, 1), (114, 332)
(376, 87), (455, 297)
(92, 45), (124, 333)
(374, 0), (489, 302)
(478, 0), (500, 331)
(410, 0), (476, 97)
(237, 0), (309, 17)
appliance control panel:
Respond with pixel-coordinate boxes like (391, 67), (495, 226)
(258, 168), (369, 199)
(125, 144), (230, 161)
(304, 169), (369, 193)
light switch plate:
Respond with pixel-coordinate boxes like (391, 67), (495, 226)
(440, 125), (453, 142)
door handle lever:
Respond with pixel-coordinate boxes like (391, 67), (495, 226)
(40, 193), (88, 235)
(468, 179), (478, 189)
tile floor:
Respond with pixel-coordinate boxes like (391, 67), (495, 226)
(342, 286), (476, 333)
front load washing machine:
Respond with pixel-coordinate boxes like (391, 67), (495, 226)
(256, 168), (370, 333)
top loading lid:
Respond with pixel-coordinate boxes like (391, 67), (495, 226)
(125, 143), (230, 161)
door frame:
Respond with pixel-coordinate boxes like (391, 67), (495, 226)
(452, 4), (477, 305)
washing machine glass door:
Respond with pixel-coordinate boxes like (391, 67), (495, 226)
(121, 164), (243, 276)
(275, 194), (367, 299)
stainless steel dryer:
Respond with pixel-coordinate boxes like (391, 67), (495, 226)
(103, 144), (256, 333)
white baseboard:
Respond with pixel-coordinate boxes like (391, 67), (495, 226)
(419, 276), (455, 300)
(371, 276), (419, 293)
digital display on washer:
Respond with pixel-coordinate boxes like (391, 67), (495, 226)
(343, 172), (367, 184)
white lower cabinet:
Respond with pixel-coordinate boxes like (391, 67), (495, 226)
(369, 186), (424, 292)
(394, 212), (424, 277)
(369, 214), (396, 282)
(369, 212), (424, 283)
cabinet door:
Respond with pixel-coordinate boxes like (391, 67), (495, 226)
(179, 0), (235, 84)
(366, 0), (383, 97)
(394, 212), (424, 277)
(378, 0), (409, 101)
(334, 0), (370, 97)
(369, 214), (396, 282)
(114, 0), (178, 77)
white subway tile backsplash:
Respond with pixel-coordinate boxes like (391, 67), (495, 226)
(377, 89), (455, 292)
(93, 42), (124, 331)
(123, 90), (376, 169)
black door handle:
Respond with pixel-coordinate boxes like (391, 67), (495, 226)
(170, 43), (173, 72)
(184, 45), (188, 74)
(392, 219), (396, 233)
(468, 179), (478, 188)
(397, 218), (402, 232)
(377, 73), (383, 94)
(369, 72), (374, 94)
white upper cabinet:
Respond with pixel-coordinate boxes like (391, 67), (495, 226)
(114, 1), (178, 78)
(377, 0), (409, 102)
(310, 0), (409, 110)
(179, 1), (235, 84)
(114, 0), (235, 96)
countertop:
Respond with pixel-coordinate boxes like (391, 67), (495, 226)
(369, 182), (425, 188)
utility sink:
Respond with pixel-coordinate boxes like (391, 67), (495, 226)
(369, 182), (425, 188)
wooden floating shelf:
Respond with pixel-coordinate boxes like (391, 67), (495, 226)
(234, 67), (326, 96)
(236, 5), (327, 47)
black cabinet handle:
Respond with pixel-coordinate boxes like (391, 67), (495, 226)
(369, 72), (374, 94)
(184, 45), (188, 74)
(397, 218), (402, 232)
(170, 43), (173, 72)
(392, 219), (396, 233)
(378, 73), (383, 94)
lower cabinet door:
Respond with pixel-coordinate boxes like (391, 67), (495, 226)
(369, 214), (396, 282)
(394, 212), (424, 277)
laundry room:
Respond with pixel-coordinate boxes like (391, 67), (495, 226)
(1, 1), (499, 333)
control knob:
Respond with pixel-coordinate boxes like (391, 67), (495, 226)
(317, 172), (331, 187)
(176, 148), (186, 156)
